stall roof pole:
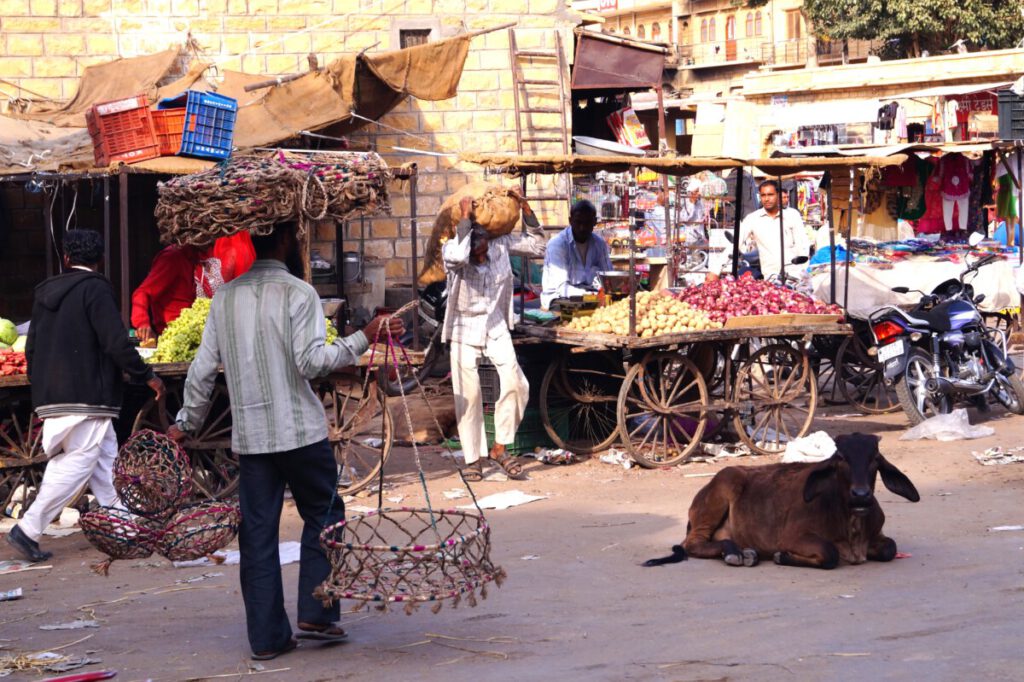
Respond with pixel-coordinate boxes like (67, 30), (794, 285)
(1018, 147), (1023, 266)
(732, 169), (743, 278)
(628, 176), (637, 339)
(843, 167), (854, 314)
(777, 175), (785, 279)
(43, 184), (54, 280)
(410, 166), (420, 351)
(119, 169), (130, 327)
(825, 171), (836, 305)
(103, 177), (111, 280)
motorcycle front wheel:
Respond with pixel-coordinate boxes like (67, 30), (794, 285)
(992, 373), (1024, 415)
(895, 348), (952, 425)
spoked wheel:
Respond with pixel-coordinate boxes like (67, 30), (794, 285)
(836, 333), (900, 414)
(320, 376), (394, 497)
(992, 372), (1024, 415)
(0, 402), (46, 515)
(617, 351), (708, 468)
(733, 343), (817, 455)
(894, 348), (951, 425)
(540, 351), (623, 454)
(809, 335), (844, 406)
(133, 381), (238, 500)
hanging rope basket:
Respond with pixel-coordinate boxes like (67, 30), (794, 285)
(159, 500), (242, 562)
(314, 507), (505, 615)
(80, 507), (164, 576)
(113, 429), (193, 519)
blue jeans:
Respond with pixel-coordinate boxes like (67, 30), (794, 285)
(237, 439), (344, 653)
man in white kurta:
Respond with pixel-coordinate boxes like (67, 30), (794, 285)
(442, 196), (546, 480)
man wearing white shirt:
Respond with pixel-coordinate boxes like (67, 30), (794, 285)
(540, 201), (612, 308)
(739, 180), (811, 279)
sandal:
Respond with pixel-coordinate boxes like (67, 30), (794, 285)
(252, 637), (298, 660)
(489, 450), (526, 480)
(296, 622), (348, 642)
(461, 460), (483, 482)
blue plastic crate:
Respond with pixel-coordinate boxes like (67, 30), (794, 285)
(158, 91), (237, 160)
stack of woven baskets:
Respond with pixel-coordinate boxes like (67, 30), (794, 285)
(79, 430), (241, 575)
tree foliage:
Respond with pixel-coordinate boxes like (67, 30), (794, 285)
(803, 0), (1024, 58)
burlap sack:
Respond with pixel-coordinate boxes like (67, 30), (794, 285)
(417, 182), (521, 285)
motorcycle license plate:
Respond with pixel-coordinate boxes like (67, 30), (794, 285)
(877, 339), (905, 363)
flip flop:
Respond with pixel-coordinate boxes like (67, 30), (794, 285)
(489, 450), (526, 480)
(296, 623), (348, 642)
(461, 460), (483, 482)
(251, 637), (298, 661)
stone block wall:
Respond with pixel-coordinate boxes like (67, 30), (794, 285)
(0, 0), (581, 284)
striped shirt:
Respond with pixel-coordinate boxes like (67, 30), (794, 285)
(176, 260), (368, 455)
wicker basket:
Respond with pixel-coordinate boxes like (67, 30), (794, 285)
(114, 429), (193, 518)
(80, 507), (163, 561)
(158, 500), (241, 562)
(314, 507), (505, 614)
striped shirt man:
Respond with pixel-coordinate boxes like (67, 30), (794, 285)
(176, 260), (368, 454)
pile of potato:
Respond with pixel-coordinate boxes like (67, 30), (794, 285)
(564, 292), (723, 337)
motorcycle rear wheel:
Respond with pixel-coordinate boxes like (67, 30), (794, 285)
(895, 348), (951, 425)
(992, 373), (1024, 415)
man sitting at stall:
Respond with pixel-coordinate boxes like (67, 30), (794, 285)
(443, 195), (546, 481)
(131, 232), (255, 344)
(677, 179), (707, 243)
(541, 200), (612, 309)
(738, 180), (811, 279)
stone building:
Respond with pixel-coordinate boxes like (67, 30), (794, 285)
(0, 0), (584, 299)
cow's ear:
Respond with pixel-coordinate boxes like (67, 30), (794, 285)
(803, 456), (838, 502)
(877, 454), (920, 502)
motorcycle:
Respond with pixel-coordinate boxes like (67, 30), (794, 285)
(868, 249), (1024, 425)
(377, 281), (449, 397)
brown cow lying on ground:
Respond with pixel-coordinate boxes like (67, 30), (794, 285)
(644, 433), (919, 569)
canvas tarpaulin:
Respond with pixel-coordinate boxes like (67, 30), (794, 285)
(0, 35), (471, 175)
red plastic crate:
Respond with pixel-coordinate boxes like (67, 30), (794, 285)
(85, 94), (160, 166)
(151, 108), (186, 156)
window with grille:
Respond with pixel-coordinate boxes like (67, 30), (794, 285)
(700, 19), (708, 43)
(399, 29), (431, 48)
(745, 12), (753, 37)
(755, 11), (762, 36)
(637, 24), (646, 39)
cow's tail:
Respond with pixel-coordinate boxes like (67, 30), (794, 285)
(642, 544), (688, 567)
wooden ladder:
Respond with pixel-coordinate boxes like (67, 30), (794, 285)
(507, 28), (571, 206)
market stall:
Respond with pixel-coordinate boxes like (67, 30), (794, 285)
(459, 152), (907, 464)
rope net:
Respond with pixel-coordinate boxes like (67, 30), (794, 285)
(113, 429), (193, 518)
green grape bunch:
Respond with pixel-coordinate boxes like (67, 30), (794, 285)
(325, 317), (338, 345)
(149, 298), (213, 363)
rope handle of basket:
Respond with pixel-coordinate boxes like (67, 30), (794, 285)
(367, 301), (485, 517)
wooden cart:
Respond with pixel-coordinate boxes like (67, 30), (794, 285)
(519, 316), (851, 466)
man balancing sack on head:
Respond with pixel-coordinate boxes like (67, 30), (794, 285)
(7, 230), (165, 563)
(443, 191), (546, 481)
(168, 221), (402, 661)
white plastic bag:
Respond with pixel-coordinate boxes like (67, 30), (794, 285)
(899, 409), (994, 442)
(782, 431), (837, 463)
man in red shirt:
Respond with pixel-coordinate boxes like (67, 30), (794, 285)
(131, 232), (254, 343)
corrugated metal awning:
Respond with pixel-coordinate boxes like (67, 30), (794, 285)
(895, 81), (1012, 99)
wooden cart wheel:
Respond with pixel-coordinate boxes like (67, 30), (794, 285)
(0, 403), (46, 515)
(836, 333), (900, 414)
(320, 377), (393, 497)
(617, 351), (708, 468)
(133, 381), (238, 500)
(539, 351), (623, 454)
(732, 343), (817, 455)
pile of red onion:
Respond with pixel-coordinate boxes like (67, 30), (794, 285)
(671, 275), (843, 323)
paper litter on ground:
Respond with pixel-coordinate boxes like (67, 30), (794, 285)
(459, 490), (547, 511)
(0, 560), (51, 575)
(175, 572), (224, 584)
(900, 409), (994, 441)
(0, 588), (22, 602)
(988, 525), (1024, 532)
(599, 449), (634, 469)
(39, 620), (99, 631)
(690, 442), (752, 462)
(525, 448), (578, 465)
(442, 488), (467, 499)
(782, 431), (836, 463)
(172, 541), (300, 568)
(973, 446), (1024, 466)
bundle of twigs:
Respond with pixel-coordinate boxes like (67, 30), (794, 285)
(155, 150), (392, 246)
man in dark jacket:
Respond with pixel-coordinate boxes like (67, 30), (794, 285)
(6, 230), (164, 563)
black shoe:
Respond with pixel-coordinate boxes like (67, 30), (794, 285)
(6, 525), (52, 563)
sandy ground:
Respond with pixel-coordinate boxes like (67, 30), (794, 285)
(3, 404), (1024, 682)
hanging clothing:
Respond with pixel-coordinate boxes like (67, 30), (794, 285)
(938, 153), (971, 199)
(966, 152), (992, 234)
(995, 150), (1022, 222)
(914, 158), (945, 234)
(944, 100), (960, 141)
(895, 104), (908, 140)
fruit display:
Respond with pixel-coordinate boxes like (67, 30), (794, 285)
(326, 317), (338, 345)
(672, 275), (843, 324)
(0, 349), (27, 376)
(564, 291), (722, 337)
(150, 298), (212, 363)
(0, 318), (17, 347)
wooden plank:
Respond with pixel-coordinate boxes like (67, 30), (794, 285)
(0, 375), (29, 388)
(515, 321), (851, 349)
(724, 313), (845, 329)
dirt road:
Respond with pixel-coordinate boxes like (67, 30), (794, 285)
(3, 406), (1024, 681)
